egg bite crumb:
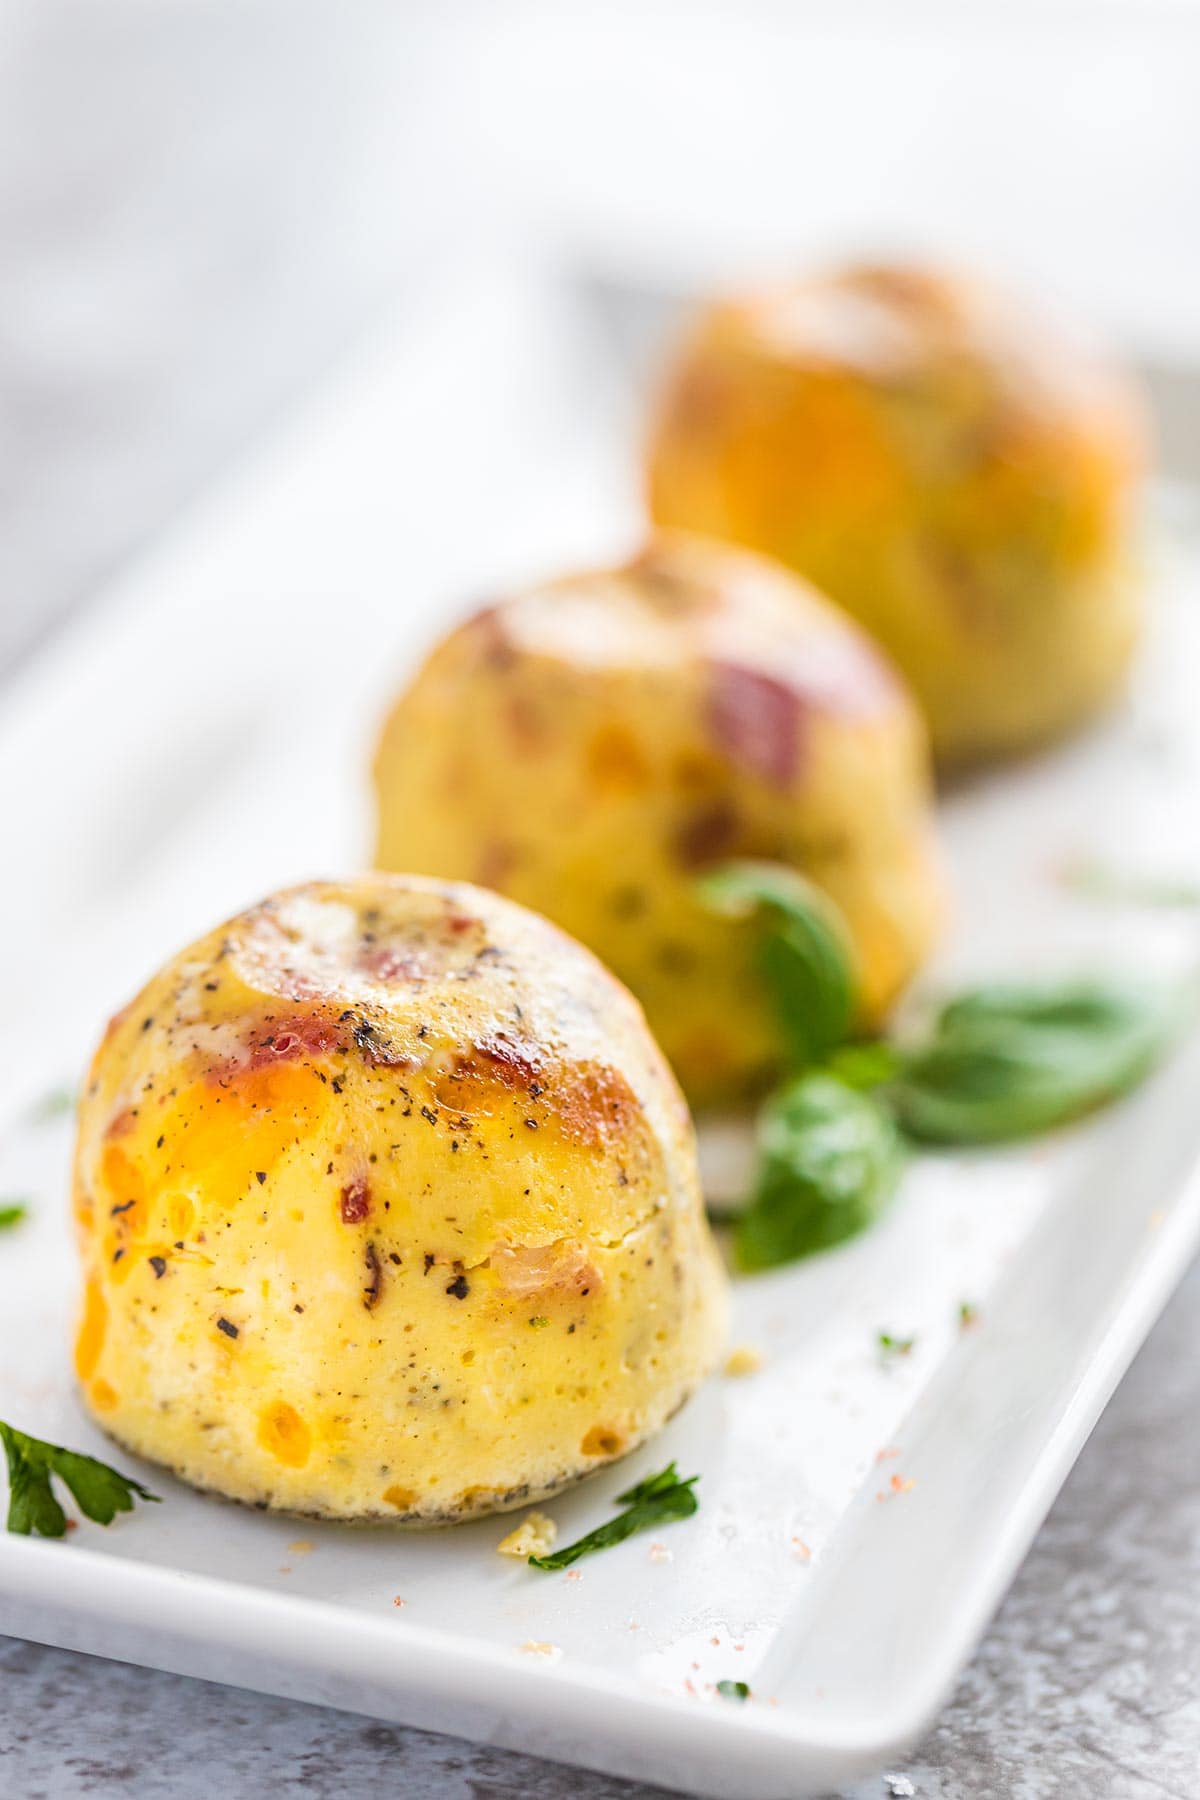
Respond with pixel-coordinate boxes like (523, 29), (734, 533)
(497, 1511), (558, 1559)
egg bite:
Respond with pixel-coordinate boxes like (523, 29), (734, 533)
(73, 876), (726, 1523)
(646, 264), (1149, 763)
(373, 535), (942, 1108)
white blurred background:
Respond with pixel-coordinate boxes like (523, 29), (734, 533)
(3, 0), (1199, 674)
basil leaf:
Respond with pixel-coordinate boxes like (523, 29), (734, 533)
(735, 1073), (904, 1270)
(697, 862), (856, 1067)
(888, 980), (1181, 1146)
(1, 1421), (159, 1537)
(824, 1040), (902, 1092)
(529, 1461), (699, 1570)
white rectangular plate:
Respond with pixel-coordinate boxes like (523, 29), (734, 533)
(2, 264), (1200, 1799)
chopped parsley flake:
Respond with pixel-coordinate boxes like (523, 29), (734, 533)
(29, 1087), (76, 1124)
(529, 1463), (699, 1571)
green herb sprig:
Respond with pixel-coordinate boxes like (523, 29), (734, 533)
(716, 1680), (751, 1701)
(1, 1421), (159, 1537)
(529, 1462), (698, 1570)
(699, 863), (1186, 1271)
(0, 1203), (28, 1232)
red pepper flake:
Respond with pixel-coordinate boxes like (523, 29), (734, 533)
(273, 1020), (336, 1060)
(707, 661), (802, 788)
(361, 945), (430, 983)
(208, 1012), (349, 1084)
(340, 1177), (370, 1224)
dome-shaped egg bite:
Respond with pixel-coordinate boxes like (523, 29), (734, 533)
(73, 876), (726, 1522)
(374, 534), (943, 1108)
(647, 264), (1149, 763)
